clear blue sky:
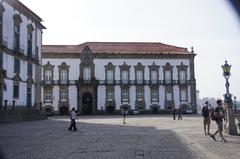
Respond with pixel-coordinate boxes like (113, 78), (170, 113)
(21, 0), (240, 99)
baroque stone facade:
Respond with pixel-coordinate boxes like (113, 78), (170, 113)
(42, 42), (197, 115)
(0, 0), (45, 109)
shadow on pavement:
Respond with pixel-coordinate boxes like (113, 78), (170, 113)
(0, 119), (204, 159)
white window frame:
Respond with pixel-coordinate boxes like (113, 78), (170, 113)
(106, 90), (113, 101)
(45, 91), (52, 102)
(60, 90), (68, 101)
(137, 90), (143, 101)
(179, 70), (186, 84)
(60, 69), (68, 82)
(180, 89), (187, 101)
(151, 70), (157, 84)
(136, 70), (143, 84)
(83, 67), (91, 81)
(165, 70), (171, 84)
(45, 70), (52, 82)
(106, 70), (114, 84)
(122, 89), (129, 102)
(122, 70), (128, 84)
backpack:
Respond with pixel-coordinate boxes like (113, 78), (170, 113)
(202, 107), (209, 118)
(210, 111), (216, 121)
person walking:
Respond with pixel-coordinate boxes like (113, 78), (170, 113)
(68, 108), (78, 131)
(210, 99), (227, 142)
(122, 108), (127, 124)
(178, 108), (182, 120)
(202, 101), (211, 135)
(172, 108), (176, 120)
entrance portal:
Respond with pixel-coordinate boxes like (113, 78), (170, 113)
(82, 93), (93, 114)
(60, 106), (68, 115)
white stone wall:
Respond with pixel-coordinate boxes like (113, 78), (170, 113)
(1, 1), (43, 107)
(42, 57), (192, 112)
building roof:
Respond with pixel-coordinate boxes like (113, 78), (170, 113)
(42, 42), (190, 55)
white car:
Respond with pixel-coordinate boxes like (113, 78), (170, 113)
(185, 108), (193, 114)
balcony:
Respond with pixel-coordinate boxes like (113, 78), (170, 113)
(13, 45), (24, 55)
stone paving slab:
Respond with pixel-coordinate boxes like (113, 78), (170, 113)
(0, 115), (240, 159)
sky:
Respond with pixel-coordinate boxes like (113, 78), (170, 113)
(20, 0), (240, 99)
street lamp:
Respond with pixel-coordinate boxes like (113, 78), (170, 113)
(221, 61), (238, 135)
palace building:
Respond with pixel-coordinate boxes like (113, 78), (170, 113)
(0, 0), (45, 109)
(42, 42), (197, 115)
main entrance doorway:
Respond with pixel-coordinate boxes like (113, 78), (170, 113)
(60, 106), (68, 115)
(82, 92), (93, 114)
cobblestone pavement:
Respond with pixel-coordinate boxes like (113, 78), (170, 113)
(0, 115), (240, 159)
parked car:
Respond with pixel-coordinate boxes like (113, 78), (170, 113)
(185, 108), (193, 114)
(132, 110), (140, 115)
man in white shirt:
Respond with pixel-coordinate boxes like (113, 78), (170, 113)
(68, 108), (78, 131)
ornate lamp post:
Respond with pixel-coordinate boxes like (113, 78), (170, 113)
(222, 61), (238, 135)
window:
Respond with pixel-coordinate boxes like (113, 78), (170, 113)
(14, 57), (20, 73)
(45, 70), (52, 82)
(122, 71), (128, 84)
(151, 89), (158, 101)
(166, 92), (172, 101)
(83, 67), (91, 80)
(136, 70), (143, 84)
(13, 83), (19, 98)
(151, 70), (157, 84)
(122, 89), (129, 102)
(180, 89), (187, 101)
(137, 90), (143, 101)
(60, 69), (68, 82)
(179, 71), (186, 84)
(27, 63), (32, 76)
(13, 24), (20, 51)
(165, 70), (171, 84)
(106, 90), (113, 101)
(106, 70), (113, 84)
(60, 90), (68, 101)
(27, 32), (32, 56)
(44, 90), (52, 102)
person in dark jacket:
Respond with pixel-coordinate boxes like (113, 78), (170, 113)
(178, 108), (182, 120)
(202, 101), (211, 135)
(172, 108), (176, 120)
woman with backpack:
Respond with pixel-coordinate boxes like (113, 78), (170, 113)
(202, 101), (211, 135)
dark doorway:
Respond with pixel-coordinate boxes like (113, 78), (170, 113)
(106, 105), (115, 114)
(60, 106), (68, 115)
(82, 92), (93, 114)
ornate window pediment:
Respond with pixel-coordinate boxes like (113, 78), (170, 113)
(119, 62), (130, 84)
(163, 63), (173, 84)
(177, 62), (188, 84)
(105, 63), (115, 84)
(43, 61), (54, 82)
(148, 62), (160, 84)
(81, 46), (93, 65)
(27, 77), (34, 84)
(12, 74), (22, 82)
(13, 14), (22, 25)
(27, 24), (34, 32)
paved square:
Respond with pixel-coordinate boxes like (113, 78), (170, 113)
(0, 115), (240, 159)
